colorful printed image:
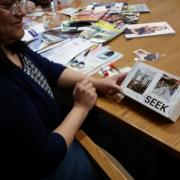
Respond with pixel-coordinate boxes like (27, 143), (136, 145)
(101, 13), (124, 29)
(152, 75), (179, 101)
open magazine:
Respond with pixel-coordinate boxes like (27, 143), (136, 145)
(121, 62), (180, 122)
(79, 20), (123, 44)
(66, 45), (123, 75)
(28, 28), (79, 52)
(40, 38), (96, 65)
(40, 38), (123, 75)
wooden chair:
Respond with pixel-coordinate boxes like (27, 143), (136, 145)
(75, 130), (134, 180)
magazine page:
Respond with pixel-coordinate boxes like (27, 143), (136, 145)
(79, 20), (123, 44)
(124, 22), (175, 39)
(40, 38), (96, 65)
(27, 32), (63, 52)
(66, 45), (123, 75)
(27, 33), (48, 52)
(61, 20), (91, 33)
(43, 28), (79, 42)
(41, 32), (63, 45)
(27, 28), (79, 52)
(121, 62), (180, 122)
(22, 23), (45, 42)
(22, 28), (39, 42)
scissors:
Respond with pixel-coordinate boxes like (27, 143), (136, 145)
(70, 49), (91, 68)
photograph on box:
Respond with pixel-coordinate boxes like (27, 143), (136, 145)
(127, 68), (155, 94)
(152, 75), (179, 102)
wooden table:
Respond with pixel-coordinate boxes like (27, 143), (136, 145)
(70, 0), (180, 158)
(38, 0), (180, 158)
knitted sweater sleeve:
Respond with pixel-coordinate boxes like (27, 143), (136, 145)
(0, 77), (67, 175)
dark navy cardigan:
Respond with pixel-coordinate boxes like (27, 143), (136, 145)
(0, 48), (67, 178)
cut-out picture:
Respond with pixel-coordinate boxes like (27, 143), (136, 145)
(124, 22), (175, 39)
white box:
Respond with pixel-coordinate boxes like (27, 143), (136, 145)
(121, 62), (180, 122)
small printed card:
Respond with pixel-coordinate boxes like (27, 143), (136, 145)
(124, 21), (175, 39)
(134, 49), (160, 61)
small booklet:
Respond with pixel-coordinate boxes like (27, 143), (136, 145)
(79, 20), (123, 44)
(122, 3), (150, 13)
(124, 22), (175, 39)
(71, 9), (108, 23)
(121, 62), (180, 122)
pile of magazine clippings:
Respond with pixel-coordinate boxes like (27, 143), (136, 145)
(22, 2), (179, 121)
(22, 2), (175, 74)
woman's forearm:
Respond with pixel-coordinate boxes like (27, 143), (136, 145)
(53, 105), (89, 147)
(57, 68), (99, 90)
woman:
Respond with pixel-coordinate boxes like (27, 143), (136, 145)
(0, 1), (125, 179)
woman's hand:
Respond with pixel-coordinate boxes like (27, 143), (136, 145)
(95, 73), (127, 95)
(73, 79), (97, 112)
(54, 79), (97, 146)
